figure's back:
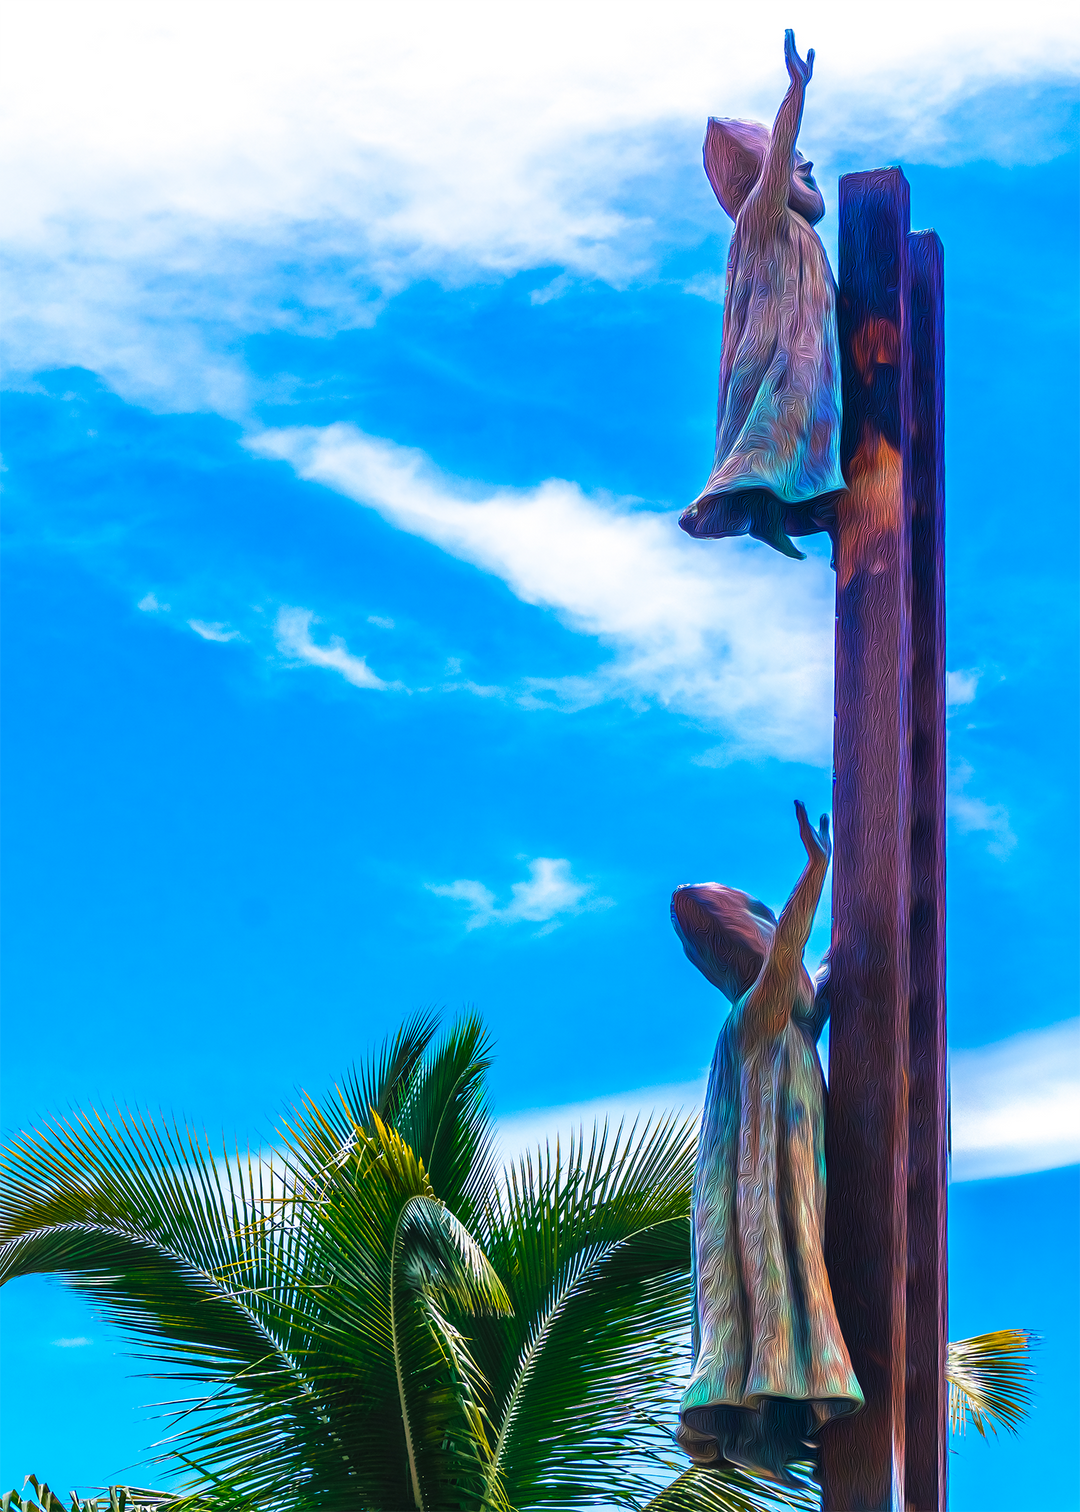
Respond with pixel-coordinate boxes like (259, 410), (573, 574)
(682, 996), (862, 1475)
(681, 68), (846, 558)
(689, 199), (844, 546)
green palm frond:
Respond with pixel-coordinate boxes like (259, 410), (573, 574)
(476, 1115), (699, 1506)
(290, 1012), (498, 1231)
(276, 1108), (512, 1509)
(0, 1108), (302, 1384)
(642, 1463), (819, 1512)
(347, 1010), (441, 1134)
(947, 1328), (1036, 1438)
(3, 1478), (185, 1512)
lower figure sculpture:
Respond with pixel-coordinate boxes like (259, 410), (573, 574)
(671, 802), (862, 1481)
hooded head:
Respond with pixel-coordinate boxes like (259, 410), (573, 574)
(703, 117), (825, 224)
(671, 883), (776, 1003)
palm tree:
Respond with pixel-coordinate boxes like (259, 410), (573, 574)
(0, 1013), (1034, 1512)
(1, 1013), (705, 1510)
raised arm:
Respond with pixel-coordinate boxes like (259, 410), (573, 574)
(751, 30), (814, 219)
(740, 801), (830, 1042)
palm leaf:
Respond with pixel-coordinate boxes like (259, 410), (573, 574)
(475, 1115), (699, 1506)
(394, 1012), (499, 1229)
(641, 1464), (819, 1512)
(275, 1107), (512, 1509)
(0, 1110), (303, 1385)
(4, 1479), (185, 1512)
(326, 1010), (440, 1146)
(947, 1328), (1036, 1438)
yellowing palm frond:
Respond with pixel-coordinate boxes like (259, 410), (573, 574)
(947, 1328), (1036, 1438)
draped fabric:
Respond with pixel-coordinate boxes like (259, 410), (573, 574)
(680, 120), (846, 559)
(678, 993), (863, 1475)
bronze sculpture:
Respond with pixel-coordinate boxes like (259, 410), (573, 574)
(671, 802), (862, 1481)
(680, 31), (845, 559)
(673, 26), (950, 1505)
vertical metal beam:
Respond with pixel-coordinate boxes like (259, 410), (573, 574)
(904, 228), (948, 1512)
(821, 168), (912, 1512)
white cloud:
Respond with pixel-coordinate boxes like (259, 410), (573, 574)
(2, 2), (1077, 410)
(249, 425), (836, 761)
(138, 591), (168, 612)
(682, 273), (727, 304)
(498, 1019), (1080, 1183)
(426, 878), (499, 929)
(367, 614), (395, 630)
(52, 1336), (93, 1348)
(950, 1019), (1080, 1181)
(498, 1080), (706, 1168)
(949, 758), (1016, 857)
(188, 619), (241, 643)
(427, 857), (610, 933)
(946, 667), (981, 707)
(274, 605), (390, 691)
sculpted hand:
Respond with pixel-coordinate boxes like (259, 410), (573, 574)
(795, 799), (831, 867)
(784, 29), (814, 88)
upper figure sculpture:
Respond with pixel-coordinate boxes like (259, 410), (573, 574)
(680, 32), (845, 560)
(671, 802), (862, 1481)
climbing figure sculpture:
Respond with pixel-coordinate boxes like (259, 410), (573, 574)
(681, 31), (845, 559)
(671, 802), (862, 1481)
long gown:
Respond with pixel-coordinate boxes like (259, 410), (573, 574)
(680, 127), (846, 560)
(677, 982), (863, 1475)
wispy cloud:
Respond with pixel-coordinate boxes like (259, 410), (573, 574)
(274, 606), (391, 691)
(428, 857), (611, 934)
(52, 1336), (93, 1348)
(498, 1081), (705, 1168)
(946, 667), (981, 707)
(949, 758), (1016, 857)
(950, 1019), (1080, 1181)
(498, 1019), (1080, 1183)
(138, 592), (169, 612)
(189, 619), (241, 643)
(249, 425), (836, 762)
(3, 4), (1076, 411)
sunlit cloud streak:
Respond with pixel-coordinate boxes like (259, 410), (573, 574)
(497, 1019), (1080, 1183)
(950, 1019), (1080, 1180)
(249, 424), (837, 762)
(427, 857), (611, 934)
(3, 2), (1077, 410)
(188, 619), (241, 643)
(948, 758), (1016, 858)
(274, 605), (392, 691)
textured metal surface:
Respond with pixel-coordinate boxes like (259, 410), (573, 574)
(821, 168), (913, 1512)
(903, 227), (948, 1512)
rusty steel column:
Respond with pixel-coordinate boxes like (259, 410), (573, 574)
(904, 226), (948, 1512)
(821, 167), (913, 1512)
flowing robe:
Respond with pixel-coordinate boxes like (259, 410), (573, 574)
(678, 987), (863, 1473)
(680, 152), (845, 558)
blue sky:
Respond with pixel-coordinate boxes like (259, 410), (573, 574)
(2, 3), (1078, 1506)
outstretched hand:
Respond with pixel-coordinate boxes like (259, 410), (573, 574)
(784, 28), (814, 88)
(795, 799), (831, 867)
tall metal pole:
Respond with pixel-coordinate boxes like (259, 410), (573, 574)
(821, 167), (948, 1512)
(822, 168), (908, 1511)
(904, 227), (948, 1512)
